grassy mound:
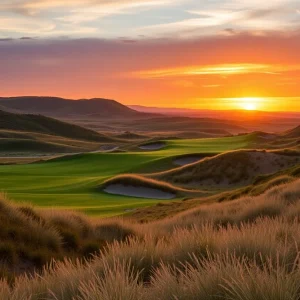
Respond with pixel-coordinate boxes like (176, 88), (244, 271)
(282, 125), (300, 139)
(114, 131), (148, 140)
(0, 138), (83, 153)
(0, 194), (137, 281)
(157, 149), (300, 188)
(129, 163), (300, 222)
(0, 110), (113, 142)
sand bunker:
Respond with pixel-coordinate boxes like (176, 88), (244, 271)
(139, 142), (166, 151)
(174, 156), (204, 166)
(104, 184), (175, 199)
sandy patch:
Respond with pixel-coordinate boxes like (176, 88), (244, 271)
(104, 184), (175, 199)
(139, 142), (166, 151)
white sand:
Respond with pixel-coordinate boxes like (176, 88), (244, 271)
(104, 184), (175, 199)
(139, 142), (165, 150)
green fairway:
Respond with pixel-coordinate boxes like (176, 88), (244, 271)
(159, 134), (254, 155)
(0, 134), (255, 216)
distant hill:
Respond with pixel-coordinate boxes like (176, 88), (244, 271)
(0, 110), (113, 143)
(130, 105), (300, 132)
(0, 97), (248, 135)
(124, 116), (246, 134)
(114, 131), (148, 140)
(282, 125), (300, 139)
(130, 105), (300, 120)
(0, 96), (151, 119)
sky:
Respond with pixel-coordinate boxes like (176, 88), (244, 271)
(1, 0), (300, 111)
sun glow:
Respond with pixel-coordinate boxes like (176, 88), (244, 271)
(240, 97), (261, 111)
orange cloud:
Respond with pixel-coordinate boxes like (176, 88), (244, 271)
(132, 63), (300, 78)
(1, 33), (300, 111)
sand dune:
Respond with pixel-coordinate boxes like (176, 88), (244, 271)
(158, 150), (300, 188)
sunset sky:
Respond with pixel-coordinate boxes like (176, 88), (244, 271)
(1, 0), (300, 111)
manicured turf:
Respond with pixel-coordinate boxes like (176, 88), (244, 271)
(159, 134), (254, 155)
(0, 134), (255, 216)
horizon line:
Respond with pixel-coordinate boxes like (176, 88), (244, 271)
(1, 95), (300, 113)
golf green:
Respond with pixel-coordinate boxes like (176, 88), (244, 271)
(0, 134), (254, 216)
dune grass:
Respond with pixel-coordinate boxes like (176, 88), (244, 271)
(156, 149), (300, 188)
(1, 179), (300, 298)
(0, 193), (138, 281)
(127, 165), (300, 222)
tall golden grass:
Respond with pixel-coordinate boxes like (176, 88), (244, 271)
(1, 179), (300, 299)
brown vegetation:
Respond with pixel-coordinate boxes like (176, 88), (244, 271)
(1, 179), (300, 298)
(0, 196), (137, 281)
(156, 149), (300, 188)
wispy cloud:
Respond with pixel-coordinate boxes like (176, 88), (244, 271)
(138, 4), (300, 38)
(0, 0), (299, 39)
(0, 16), (55, 35)
(1, 34), (300, 105)
(0, 0), (180, 38)
(132, 64), (300, 78)
(0, 0), (173, 15)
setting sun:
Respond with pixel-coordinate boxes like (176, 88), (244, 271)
(243, 102), (256, 111)
(240, 97), (261, 111)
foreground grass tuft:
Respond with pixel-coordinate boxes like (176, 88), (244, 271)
(1, 179), (300, 298)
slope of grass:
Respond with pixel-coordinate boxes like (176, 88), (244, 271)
(114, 131), (148, 140)
(0, 110), (123, 155)
(156, 133), (256, 156)
(1, 179), (300, 298)
(281, 125), (300, 139)
(156, 149), (300, 188)
(0, 134), (256, 215)
(128, 164), (300, 222)
(0, 138), (84, 153)
(0, 194), (138, 281)
(0, 130), (105, 154)
(0, 110), (114, 142)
